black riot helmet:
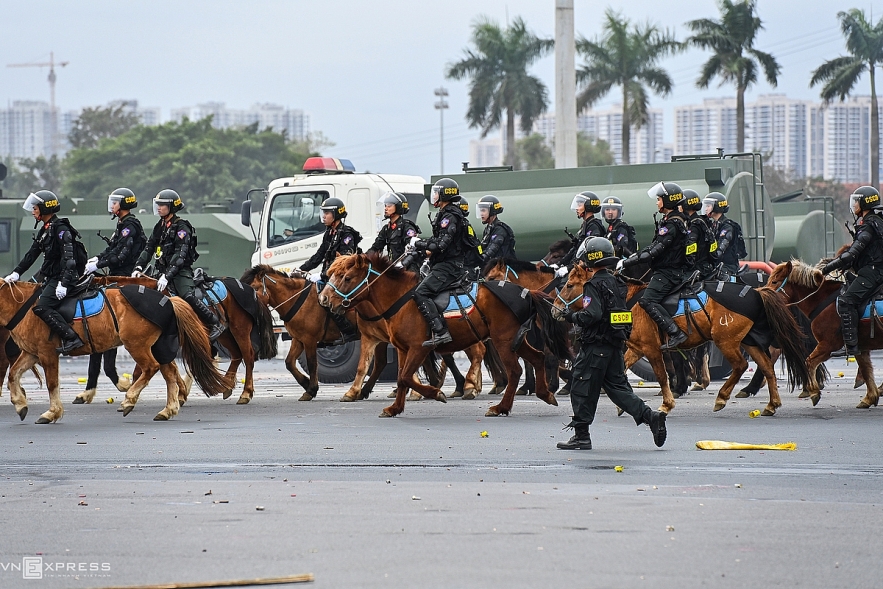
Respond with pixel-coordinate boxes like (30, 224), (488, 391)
(23, 190), (61, 216)
(600, 196), (623, 220)
(457, 196), (469, 215)
(648, 181), (684, 210)
(576, 236), (618, 268)
(320, 196), (347, 220)
(702, 192), (729, 215)
(108, 187), (137, 214)
(679, 189), (702, 212)
(153, 189), (184, 215)
(850, 186), (881, 213)
(571, 191), (602, 215)
(431, 178), (460, 206)
(478, 194), (503, 223)
(377, 191), (408, 218)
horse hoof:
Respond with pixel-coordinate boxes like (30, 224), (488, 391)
(761, 408), (776, 416)
(556, 389), (570, 396)
(485, 407), (501, 417)
(436, 392), (447, 404)
(407, 392), (422, 402)
(17, 407), (27, 421)
(690, 384), (705, 392)
(462, 388), (478, 400)
(116, 406), (124, 412)
(236, 397), (250, 405)
(856, 399), (876, 409)
(122, 406), (134, 417)
(735, 391), (750, 398)
(153, 413), (169, 421)
(797, 390), (811, 399)
(387, 390), (397, 399)
(72, 397), (86, 405)
(359, 392), (370, 400)
(810, 394), (821, 407)
(713, 400), (726, 412)
(36, 416), (52, 424)
(222, 390), (233, 400)
(340, 395), (357, 403)
(379, 408), (397, 418)
(543, 394), (558, 407)
(298, 393), (314, 401)
(450, 389), (464, 398)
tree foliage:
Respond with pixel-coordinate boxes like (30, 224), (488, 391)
(68, 102), (142, 150)
(63, 117), (312, 210)
(577, 133), (615, 167)
(515, 134), (555, 170)
(0, 155), (64, 197)
(446, 16), (554, 166)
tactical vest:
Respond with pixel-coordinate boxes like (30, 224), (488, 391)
(650, 213), (689, 271)
(856, 213), (883, 267)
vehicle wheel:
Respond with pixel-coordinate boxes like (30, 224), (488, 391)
(298, 342), (399, 384)
(629, 358), (657, 382)
(708, 361), (733, 381)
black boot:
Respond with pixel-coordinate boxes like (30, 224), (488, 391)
(35, 307), (84, 355)
(557, 425), (592, 450)
(330, 312), (360, 344)
(184, 292), (225, 341)
(641, 407), (667, 447)
(643, 301), (687, 350)
(837, 299), (860, 356)
(415, 296), (452, 348)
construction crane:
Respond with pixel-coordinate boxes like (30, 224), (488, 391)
(7, 51), (69, 156)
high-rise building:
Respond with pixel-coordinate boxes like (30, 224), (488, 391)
(674, 97), (739, 155)
(0, 101), (58, 159)
(468, 137), (504, 167)
(817, 96), (883, 184)
(171, 102), (309, 142)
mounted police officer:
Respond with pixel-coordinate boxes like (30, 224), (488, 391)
(85, 188), (145, 276)
(680, 189), (718, 280)
(410, 178), (468, 348)
(299, 196), (362, 344)
(132, 189), (224, 342)
(366, 192), (421, 272)
(703, 192), (746, 279)
(555, 236), (667, 450)
(557, 191), (605, 276)
(619, 181), (691, 350)
(821, 186), (883, 355)
(477, 194), (516, 263)
(601, 196), (637, 259)
(4, 190), (85, 354)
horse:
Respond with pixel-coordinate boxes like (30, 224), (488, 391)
(318, 252), (572, 417)
(553, 265), (812, 416)
(765, 259), (883, 409)
(85, 274), (277, 405)
(0, 281), (231, 423)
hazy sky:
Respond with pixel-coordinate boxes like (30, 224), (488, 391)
(3, 1), (880, 180)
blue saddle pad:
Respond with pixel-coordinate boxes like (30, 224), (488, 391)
(674, 291), (708, 318)
(201, 281), (228, 306)
(445, 282), (479, 313)
(73, 292), (105, 319)
(861, 300), (883, 320)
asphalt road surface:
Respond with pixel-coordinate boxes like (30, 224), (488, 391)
(1, 353), (882, 589)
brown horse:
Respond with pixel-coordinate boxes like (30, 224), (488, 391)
(766, 260), (883, 409)
(318, 253), (571, 417)
(0, 281), (230, 423)
(87, 274), (277, 405)
(553, 265), (811, 415)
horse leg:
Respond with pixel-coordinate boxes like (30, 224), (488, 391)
(517, 361), (536, 396)
(644, 349), (675, 414)
(176, 364), (189, 405)
(486, 343), (524, 417)
(442, 353), (466, 398)
(8, 352), (38, 421)
(854, 352), (880, 409)
(360, 341), (387, 400)
(341, 339), (378, 402)
(712, 341), (752, 412)
(545, 352), (560, 393)
(741, 345), (783, 416)
(692, 344), (711, 391)
(153, 362), (181, 421)
(382, 348), (445, 418)
(517, 342), (557, 407)
(802, 344), (834, 406)
(462, 344), (486, 400)
(120, 353), (160, 417)
(233, 326), (257, 405)
(74, 352), (103, 404)
(35, 353), (63, 424)
(484, 341), (507, 395)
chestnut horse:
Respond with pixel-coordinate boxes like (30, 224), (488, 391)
(765, 260), (883, 409)
(86, 274), (277, 405)
(319, 253), (571, 417)
(0, 281), (230, 423)
(553, 265), (811, 416)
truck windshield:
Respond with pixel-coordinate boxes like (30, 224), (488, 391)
(267, 191), (328, 247)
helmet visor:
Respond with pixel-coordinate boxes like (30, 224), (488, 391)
(570, 194), (586, 212)
(376, 192), (398, 217)
(647, 181), (666, 199)
(601, 202), (622, 219)
(153, 199), (173, 216)
(22, 192), (43, 212)
(430, 186), (441, 206)
(107, 195), (121, 214)
(702, 197), (717, 215)
(850, 192), (869, 211)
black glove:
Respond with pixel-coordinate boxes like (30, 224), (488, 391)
(821, 259), (842, 275)
(413, 239), (429, 250)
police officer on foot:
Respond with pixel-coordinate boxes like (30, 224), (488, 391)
(4, 190), (85, 354)
(703, 192), (745, 279)
(680, 189), (718, 280)
(410, 178), (468, 347)
(601, 196), (637, 258)
(619, 182), (691, 350)
(367, 192), (421, 272)
(132, 190), (224, 341)
(299, 196), (362, 344)
(821, 186), (883, 355)
(557, 191), (605, 276)
(556, 237), (667, 450)
(477, 195), (516, 263)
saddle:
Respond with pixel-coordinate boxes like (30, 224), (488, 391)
(661, 281), (707, 318)
(433, 282), (479, 318)
(57, 276), (105, 324)
(192, 268), (229, 307)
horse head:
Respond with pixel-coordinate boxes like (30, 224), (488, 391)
(552, 264), (593, 319)
(766, 259), (823, 300)
(241, 264), (303, 307)
(320, 254), (371, 313)
(543, 238), (571, 266)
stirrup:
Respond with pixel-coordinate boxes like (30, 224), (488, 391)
(57, 336), (84, 355)
(207, 323), (225, 342)
(660, 330), (687, 351)
(422, 331), (452, 348)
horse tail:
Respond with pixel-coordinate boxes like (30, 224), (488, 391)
(482, 340), (507, 383)
(529, 292), (573, 362)
(419, 352), (442, 387)
(757, 288), (812, 392)
(815, 362), (829, 390)
(170, 297), (233, 397)
(253, 295), (279, 360)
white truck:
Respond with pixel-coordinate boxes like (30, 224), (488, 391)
(240, 157), (428, 382)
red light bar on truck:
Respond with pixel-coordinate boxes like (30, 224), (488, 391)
(302, 157), (356, 174)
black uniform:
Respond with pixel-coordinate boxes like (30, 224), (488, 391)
(561, 216), (605, 267)
(95, 213), (145, 276)
(714, 215), (745, 277)
(300, 222), (362, 279)
(636, 211), (690, 304)
(563, 270), (663, 437)
(479, 218), (516, 263)
(685, 213), (718, 279)
(367, 217), (420, 271)
(605, 219), (637, 258)
(414, 203), (467, 298)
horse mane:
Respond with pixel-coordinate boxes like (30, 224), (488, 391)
(326, 252), (417, 281)
(621, 276), (646, 286)
(548, 238), (571, 253)
(787, 258), (823, 289)
(240, 264), (290, 284)
(482, 257), (552, 276)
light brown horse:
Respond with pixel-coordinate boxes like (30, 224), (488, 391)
(766, 259), (883, 409)
(319, 253), (571, 417)
(553, 265), (811, 416)
(87, 274), (277, 405)
(0, 281), (230, 423)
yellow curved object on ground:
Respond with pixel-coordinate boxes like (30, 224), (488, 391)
(696, 440), (797, 451)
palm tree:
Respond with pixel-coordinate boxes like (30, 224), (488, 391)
(687, 0), (780, 153)
(576, 10), (681, 165)
(446, 16), (554, 167)
(810, 9), (883, 187)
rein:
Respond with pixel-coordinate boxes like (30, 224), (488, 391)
(260, 274), (313, 321)
(328, 253), (408, 309)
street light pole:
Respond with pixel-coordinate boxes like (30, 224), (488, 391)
(434, 87), (449, 174)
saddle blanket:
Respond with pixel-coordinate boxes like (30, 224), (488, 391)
(58, 291), (105, 323)
(672, 291), (708, 318)
(861, 299), (883, 321)
(199, 280), (228, 306)
(435, 282), (479, 319)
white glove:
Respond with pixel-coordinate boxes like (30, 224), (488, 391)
(156, 275), (169, 291)
(4, 272), (19, 284)
(615, 259), (625, 272)
(84, 260), (99, 274)
(307, 274), (321, 283)
(394, 261), (404, 269)
(87, 256), (99, 265)
(55, 284), (67, 300)
(131, 267), (143, 277)
(409, 236), (421, 247)
(555, 266), (569, 278)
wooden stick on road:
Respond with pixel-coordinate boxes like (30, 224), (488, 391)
(88, 573), (314, 589)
